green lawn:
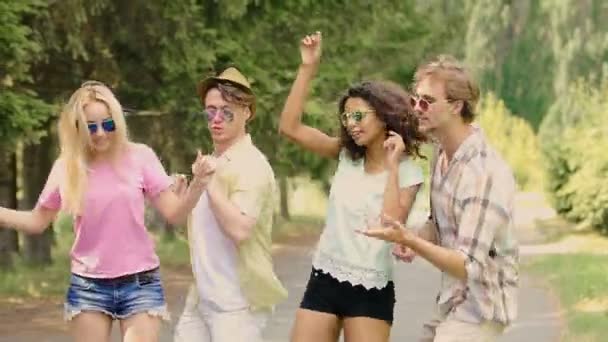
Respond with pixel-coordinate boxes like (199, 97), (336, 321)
(526, 254), (608, 342)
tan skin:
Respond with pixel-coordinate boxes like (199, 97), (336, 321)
(279, 31), (420, 342)
(0, 100), (215, 342)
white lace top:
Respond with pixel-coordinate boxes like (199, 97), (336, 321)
(312, 150), (424, 289)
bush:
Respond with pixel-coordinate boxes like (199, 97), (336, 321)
(477, 93), (544, 191)
(539, 79), (608, 232)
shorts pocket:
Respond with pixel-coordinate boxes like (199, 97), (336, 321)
(136, 270), (161, 288)
(70, 274), (94, 291)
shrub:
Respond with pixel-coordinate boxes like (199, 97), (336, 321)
(539, 79), (608, 232)
(477, 93), (544, 191)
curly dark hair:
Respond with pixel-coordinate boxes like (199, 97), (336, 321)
(338, 80), (426, 161)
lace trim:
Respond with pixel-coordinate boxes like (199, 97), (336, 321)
(312, 250), (391, 290)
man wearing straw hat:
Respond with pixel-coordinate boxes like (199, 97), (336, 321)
(174, 67), (287, 341)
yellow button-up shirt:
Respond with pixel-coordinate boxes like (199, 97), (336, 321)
(186, 134), (287, 311)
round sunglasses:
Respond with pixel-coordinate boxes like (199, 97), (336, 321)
(340, 110), (374, 126)
(410, 96), (434, 112)
(202, 107), (235, 122)
(87, 118), (116, 134)
(411, 95), (457, 112)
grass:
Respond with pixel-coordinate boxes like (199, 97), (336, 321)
(272, 214), (324, 242)
(153, 232), (191, 268)
(526, 254), (608, 341)
(0, 255), (71, 300)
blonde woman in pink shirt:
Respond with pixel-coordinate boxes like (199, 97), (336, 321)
(0, 81), (215, 342)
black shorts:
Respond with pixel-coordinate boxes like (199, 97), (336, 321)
(299, 268), (395, 324)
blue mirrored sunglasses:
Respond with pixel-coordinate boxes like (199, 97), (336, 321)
(87, 119), (116, 134)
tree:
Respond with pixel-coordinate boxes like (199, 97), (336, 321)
(0, 0), (52, 268)
(0, 152), (19, 269)
(21, 130), (57, 266)
(464, 0), (554, 128)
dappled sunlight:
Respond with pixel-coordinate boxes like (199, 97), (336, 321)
(574, 297), (608, 313)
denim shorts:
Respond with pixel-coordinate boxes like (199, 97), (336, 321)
(64, 267), (170, 321)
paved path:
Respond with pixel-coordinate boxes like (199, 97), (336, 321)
(263, 238), (563, 341)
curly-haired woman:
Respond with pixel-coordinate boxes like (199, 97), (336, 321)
(279, 32), (426, 342)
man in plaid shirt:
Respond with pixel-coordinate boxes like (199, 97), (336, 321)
(363, 55), (518, 341)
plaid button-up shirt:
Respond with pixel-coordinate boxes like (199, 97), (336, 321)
(428, 127), (519, 325)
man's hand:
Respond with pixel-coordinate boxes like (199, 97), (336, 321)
(358, 213), (414, 245)
(171, 173), (188, 197)
(191, 150), (216, 187)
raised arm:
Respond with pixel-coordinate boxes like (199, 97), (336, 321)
(380, 132), (422, 223)
(278, 31), (340, 159)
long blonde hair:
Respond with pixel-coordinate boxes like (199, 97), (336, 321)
(57, 81), (130, 215)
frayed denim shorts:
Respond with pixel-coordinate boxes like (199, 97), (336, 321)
(64, 267), (170, 322)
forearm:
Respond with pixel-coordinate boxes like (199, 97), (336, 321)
(206, 184), (253, 244)
(404, 235), (467, 280)
(382, 168), (403, 221)
(416, 219), (438, 244)
(279, 64), (318, 135)
(166, 180), (206, 225)
(0, 207), (49, 234)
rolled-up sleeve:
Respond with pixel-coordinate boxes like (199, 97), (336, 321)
(455, 172), (510, 282)
(230, 165), (272, 220)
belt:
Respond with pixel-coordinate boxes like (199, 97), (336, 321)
(76, 267), (159, 284)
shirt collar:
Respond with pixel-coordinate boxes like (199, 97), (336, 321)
(437, 124), (485, 164)
(216, 134), (252, 162)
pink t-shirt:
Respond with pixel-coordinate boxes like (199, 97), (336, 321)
(37, 143), (172, 278)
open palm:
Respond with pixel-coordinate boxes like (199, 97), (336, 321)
(300, 31), (322, 65)
(360, 214), (412, 245)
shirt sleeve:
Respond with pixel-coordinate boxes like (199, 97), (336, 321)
(140, 145), (172, 199)
(230, 164), (273, 219)
(455, 169), (513, 281)
(398, 158), (424, 189)
(36, 159), (63, 211)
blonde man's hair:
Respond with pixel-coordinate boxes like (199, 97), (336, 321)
(414, 55), (480, 123)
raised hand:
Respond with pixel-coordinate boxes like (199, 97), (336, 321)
(384, 131), (406, 170)
(300, 31), (322, 66)
(171, 173), (188, 197)
(191, 150), (216, 187)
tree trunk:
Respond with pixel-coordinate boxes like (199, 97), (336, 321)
(22, 132), (55, 266)
(279, 176), (290, 220)
(163, 220), (176, 240)
(0, 151), (19, 269)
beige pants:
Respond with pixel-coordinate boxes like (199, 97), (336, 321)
(420, 312), (505, 342)
(173, 286), (269, 342)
